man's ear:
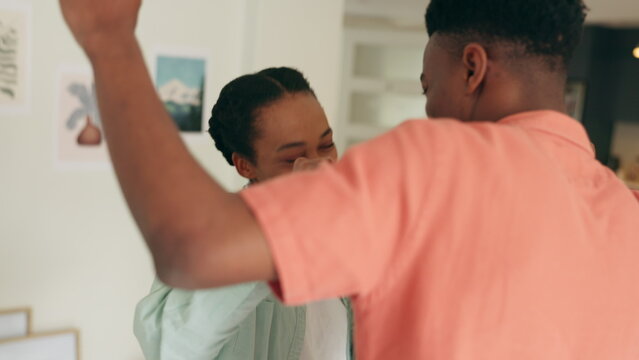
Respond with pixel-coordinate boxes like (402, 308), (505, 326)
(232, 153), (257, 181)
(462, 43), (489, 95)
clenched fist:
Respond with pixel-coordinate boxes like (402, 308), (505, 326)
(59, 0), (141, 57)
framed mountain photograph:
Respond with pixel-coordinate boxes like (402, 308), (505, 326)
(152, 48), (208, 133)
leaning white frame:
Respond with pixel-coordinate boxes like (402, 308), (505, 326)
(0, 329), (80, 360)
(0, 308), (31, 340)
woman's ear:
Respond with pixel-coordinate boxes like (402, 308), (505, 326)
(232, 153), (257, 181)
(462, 43), (489, 95)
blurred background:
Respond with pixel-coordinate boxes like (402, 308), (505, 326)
(0, 0), (637, 359)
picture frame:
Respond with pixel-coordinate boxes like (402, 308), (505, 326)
(0, 0), (32, 115)
(565, 80), (587, 122)
(54, 65), (110, 170)
(150, 47), (210, 137)
(0, 329), (80, 360)
(0, 308), (31, 340)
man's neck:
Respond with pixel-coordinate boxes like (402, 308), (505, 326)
(471, 76), (567, 122)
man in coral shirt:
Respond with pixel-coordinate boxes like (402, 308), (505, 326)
(59, 0), (639, 358)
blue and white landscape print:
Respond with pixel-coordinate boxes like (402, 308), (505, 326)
(155, 55), (206, 132)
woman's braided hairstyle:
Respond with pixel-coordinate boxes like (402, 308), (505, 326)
(208, 67), (316, 165)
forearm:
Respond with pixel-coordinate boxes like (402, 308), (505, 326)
(87, 36), (273, 287)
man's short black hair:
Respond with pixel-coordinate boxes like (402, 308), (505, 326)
(425, 0), (588, 67)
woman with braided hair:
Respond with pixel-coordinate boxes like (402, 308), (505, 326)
(133, 67), (352, 360)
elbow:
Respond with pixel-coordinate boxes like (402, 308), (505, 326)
(153, 248), (190, 290)
(148, 230), (187, 289)
(143, 193), (260, 290)
(147, 225), (222, 290)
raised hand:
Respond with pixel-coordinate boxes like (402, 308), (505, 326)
(59, 0), (142, 57)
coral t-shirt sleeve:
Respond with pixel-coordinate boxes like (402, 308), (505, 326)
(240, 121), (432, 305)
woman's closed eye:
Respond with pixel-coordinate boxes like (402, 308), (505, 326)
(319, 142), (335, 150)
(280, 154), (304, 164)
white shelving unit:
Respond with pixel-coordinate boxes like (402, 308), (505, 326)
(344, 0), (428, 23)
(337, 26), (429, 151)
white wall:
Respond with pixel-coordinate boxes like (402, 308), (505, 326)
(0, 1), (345, 359)
(248, 0), (346, 127)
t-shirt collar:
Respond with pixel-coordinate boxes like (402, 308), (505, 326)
(498, 110), (595, 157)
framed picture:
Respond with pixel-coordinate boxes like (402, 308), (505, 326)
(55, 65), (110, 169)
(0, 0), (32, 115)
(0, 308), (31, 340)
(151, 47), (209, 134)
(0, 330), (79, 360)
(565, 80), (587, 122)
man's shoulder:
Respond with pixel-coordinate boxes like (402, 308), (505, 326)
(397, 117), (511, 134)
(392, 118), (522, 148)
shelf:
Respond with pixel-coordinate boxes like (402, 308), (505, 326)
(337, 24), (429, 151)
(348, 91), (425, 128)
(344, 0), (427, 23)
(352, 42), (424, 80)
(349, 77), (422, 96)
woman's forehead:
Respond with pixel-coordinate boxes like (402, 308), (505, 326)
(251, 98), (328, 153)
(257, 95), (328, 134)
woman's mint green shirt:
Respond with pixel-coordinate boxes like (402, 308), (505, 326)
(134, 279), (353, 360)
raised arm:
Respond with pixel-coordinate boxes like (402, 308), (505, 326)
(59, 0), (275, 288)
